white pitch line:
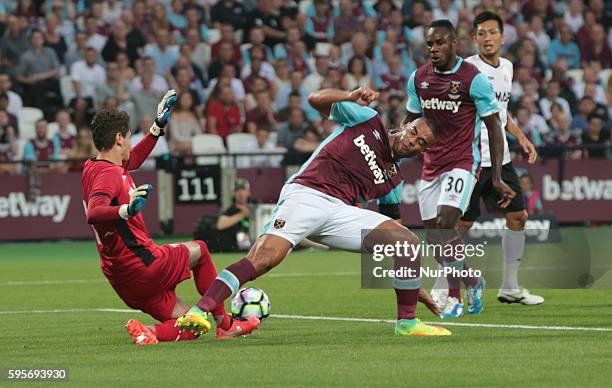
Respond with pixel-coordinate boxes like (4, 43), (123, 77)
(0, 308), (611, 333)
(272, 314), (612, 332)
(0, 272), (361, 286)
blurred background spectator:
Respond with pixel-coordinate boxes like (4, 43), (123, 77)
(0, 0), (608, 175)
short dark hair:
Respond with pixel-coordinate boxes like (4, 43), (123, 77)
(90, 109), (131, 151)
(587, 113), (604, 123)
(429, 19), (456, 37)
(473, 11), (504, 33)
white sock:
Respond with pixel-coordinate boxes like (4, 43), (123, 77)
(501, 228), (525, 290)
(432, 263), (448, 290)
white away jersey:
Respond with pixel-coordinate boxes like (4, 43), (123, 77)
(466, 55), (511, 167)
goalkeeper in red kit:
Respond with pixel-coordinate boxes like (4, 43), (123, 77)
(82, 90), (260, 345)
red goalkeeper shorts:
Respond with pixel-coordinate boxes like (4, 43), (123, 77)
(108, 243), (191, 322)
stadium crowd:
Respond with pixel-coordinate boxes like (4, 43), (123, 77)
(0, 0), (610, 174)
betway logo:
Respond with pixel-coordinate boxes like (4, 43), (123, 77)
(543, 175), (612, 201)
(0, 192), (71, 223)
(470, 217), (551, 242)
(420, 97), (461, 113)
(353, 134), (385, 185)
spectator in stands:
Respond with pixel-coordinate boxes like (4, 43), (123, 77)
(332, 0), (360, 45)
(172, 44), (207, 86)
(520, 174), (543, 215)
(379, 56), (407, 96)
(582, 114), (610, 159)
(52, 109), (76, 157)
(208, 41), (240, 81)
(527, 15), (550, 64)
(143, 29), (179, 76)
(205, 84), (242, 140)
(210, 0), (247, 31)
(167, 92), (202, 155)
(43, 14), (68, 64)
(132, 57), (169, 94)
(96, 61), (133, 114)
(433, 0), (458, 26)
(303, 55), (328, 95)
(131, 115), (169, 170)
(102, 0), (123, 25)
(65, 31), (89, 72)
(277, 108), (310, 149)
(0, 73), (23, 123)
(549, 113), (582, 159)
(242, 45), (277, 83)
(185, 28), (211, 72)
(277, 92), (305, 123)
(23, 119), (59, 169)
(62, 126), (97, 172)
(581, 24), (611, 70)
(547, 23), (580, 69)
(0, 16), (30, 75)
(245, 0), (286, 48)
(385, 92), (404, 131)
(167, 0), (187, 31)
(572, 97), (596, 132)
(342, 32), (373, 74)
(242, 126), (283, 168)
(131, 72), (163, 129)
(275, 69), (308, 111)
(70, 47), (106, 127)
(539, 80), (572, 121)
(343, 56), (373, 91)
(304, 0), (334, 42)
(211, 23), (241, 63)
(0, 110), (19, 170)
(0, 94), (18, 133)
(216, 178), (252, 252)
(170, 65), (203, 107)
(290, 127), (320, 163)
(514, 106), (544, 149)
(563, 0), (584, 33)
(15, 29), (61, 113)
(245, 90), (277, 134)
(49, 0), (76, 48)
(573, 65), (607, 106)
(116, 51), (136, 82)
(102, 19), (144, 65)
(84, 15), (107, 53)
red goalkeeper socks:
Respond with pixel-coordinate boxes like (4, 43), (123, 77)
(192, 241), (227, 319)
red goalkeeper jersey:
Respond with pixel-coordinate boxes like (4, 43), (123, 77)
(82, 133), (161, 281)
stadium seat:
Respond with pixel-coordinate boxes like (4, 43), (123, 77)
(227, 133), (257, 153)
(19, 107), (44, 141)
(566, 69), (584, 86)
(192, 134), (227, 165)
(59, 75), (74, 106)
(48, 122), (78, 138)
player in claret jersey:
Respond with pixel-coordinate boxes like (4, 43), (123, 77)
(82, 90), (259, 345)
(176, 87), (452, 337)
(402, 20), (516, 318)
(430, 12), (544, 306)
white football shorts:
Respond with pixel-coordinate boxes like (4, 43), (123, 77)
(263, 183), (392, 251)
(418, 168), (477, 221)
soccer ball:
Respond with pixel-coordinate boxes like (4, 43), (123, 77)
(230, 287), (271, 320)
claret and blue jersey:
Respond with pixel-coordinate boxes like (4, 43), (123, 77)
(406, 57), (500, 180)
(289, 101), (403, 205)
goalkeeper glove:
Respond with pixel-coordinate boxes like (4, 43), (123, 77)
(119, 184), (153, 219)
(150, 89), (178, 137)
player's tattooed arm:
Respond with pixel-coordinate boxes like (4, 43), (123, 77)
(506, 113), (538, 164)
(308, 87), (379, 117)
(483, 113), (516, 208)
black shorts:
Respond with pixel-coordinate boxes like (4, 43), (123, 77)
(461, 163), (525, 222)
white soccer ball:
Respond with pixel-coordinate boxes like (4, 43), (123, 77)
(230, 287), (271, 320)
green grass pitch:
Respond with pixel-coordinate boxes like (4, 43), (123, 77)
(2, 228), (612, 386)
